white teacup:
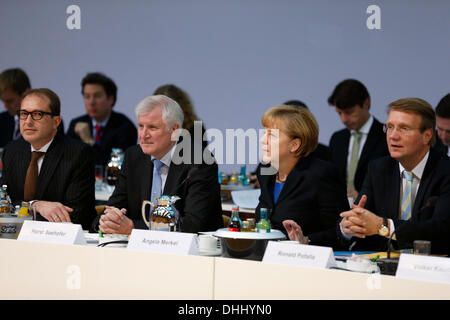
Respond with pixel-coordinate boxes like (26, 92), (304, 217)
(198, 234), (218, 252)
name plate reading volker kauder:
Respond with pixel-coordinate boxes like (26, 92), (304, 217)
(396, 253), (450, 284)
(262, 241), (336, 269)
(127, 229), (198, 256)
(17, 220), (86, 245)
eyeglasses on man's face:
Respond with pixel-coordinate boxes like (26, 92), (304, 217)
(17, 109), (56, 121)
(383, 124), (421, 135)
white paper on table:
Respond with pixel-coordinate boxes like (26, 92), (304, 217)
(231, 189), (261, 209)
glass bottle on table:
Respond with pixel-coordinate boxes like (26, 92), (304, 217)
(106, 148), (122, 186)
(228, 206), (242, 232)
(256, 208), (271, 233)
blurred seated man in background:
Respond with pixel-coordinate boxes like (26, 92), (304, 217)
(256, 105), (349, 249)
(0, 68), (64, 148)
(0, 88), (96, 229)
(327, 79), (389, 200)
(92, 95), (223, 234)
(67, 72), (137, 166)
(337, 98), (450, 254)
(435, 93), (450, 157)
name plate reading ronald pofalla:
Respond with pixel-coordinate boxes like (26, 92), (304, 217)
(127, 229), (198, 256)
(17, 220), (86, 245)
(262, 241), (336, 269)
(396, 253), (450, 284)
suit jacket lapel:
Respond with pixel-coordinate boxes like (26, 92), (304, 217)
(275, 157), (309, 205)
(386, 159), (401, 220)
(18, 141), (31, 196)
(139, 149), (153, 202)
(36, 135), (63, 199)
(164, 162), (184, 196)
(413, 150), (439, 220)
(337, 130), (350, 175)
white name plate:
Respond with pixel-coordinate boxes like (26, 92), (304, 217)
(262, 241), (336, 269)
(17, 221), (86, 245)
(127, 229), (198, 256)
(396, 253), (450, 284)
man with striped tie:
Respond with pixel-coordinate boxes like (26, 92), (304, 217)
(338, 98), (450, 255)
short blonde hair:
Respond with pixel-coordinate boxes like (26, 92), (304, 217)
(388, 98), (436, 146)
(262, 105), (319, 158)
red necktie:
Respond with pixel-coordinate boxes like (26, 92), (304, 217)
(94, 125), (103, 145)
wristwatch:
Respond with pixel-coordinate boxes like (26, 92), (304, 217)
(378, 217), (390, 237)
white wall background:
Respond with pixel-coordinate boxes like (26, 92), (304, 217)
(1, 0), (449, 173)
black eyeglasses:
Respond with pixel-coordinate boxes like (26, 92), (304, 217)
(17, 110), (56, 121)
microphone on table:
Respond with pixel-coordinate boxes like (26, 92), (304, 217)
(387, 196), (438, 259)
(174, 166), (199, 195)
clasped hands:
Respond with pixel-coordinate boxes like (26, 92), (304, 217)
(99, 206), (134, 235)
(339, 195), (384, 238)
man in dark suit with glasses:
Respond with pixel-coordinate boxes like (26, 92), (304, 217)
(0, 88), (96, 230)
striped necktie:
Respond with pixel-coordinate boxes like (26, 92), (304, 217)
(400, 170), (414, 220)
(94, 125), (103, 145)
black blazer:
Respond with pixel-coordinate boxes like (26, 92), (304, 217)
(67, 111), (137, 167)
(341, 149), (450, 254)
(256, 156), (350, 249)
(91, 143), (223, 233)
(0, 134), (97, 230)
(0, 111), (65, 148)
(329, 117), (389, 192)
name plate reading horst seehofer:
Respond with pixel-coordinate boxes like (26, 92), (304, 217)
(17, 220), (86, 245)
(127, 229), (198, 256)
(396, 253), (450, 284)
(262, 241), (336, 269)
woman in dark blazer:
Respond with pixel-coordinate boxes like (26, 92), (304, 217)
(256, 105), (349, 249)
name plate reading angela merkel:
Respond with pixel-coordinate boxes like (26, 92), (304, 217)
(396, 253), (450, 284)
(262, 241), (336, 269)
(17, 220), (86, 245)
(127, 229), (199, 256)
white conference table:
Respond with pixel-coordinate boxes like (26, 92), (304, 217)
(1, 238), (449, 300)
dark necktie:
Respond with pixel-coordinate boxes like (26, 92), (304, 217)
(24, 151), (45, 201)
(94, 125), (103, 145)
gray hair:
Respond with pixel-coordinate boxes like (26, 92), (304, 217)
(135, 94), (184, 129)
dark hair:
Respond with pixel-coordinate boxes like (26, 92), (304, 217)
(436, 93), (450, 118)
(23, 88), (61, 116)
(327, 79), (370, 110)
(388, 98), (436, 146)
(284, 100), (308, 110)
(0, 68), (31, 95)
(81, 72), (117, 106)
(153, 84), (199, 131)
